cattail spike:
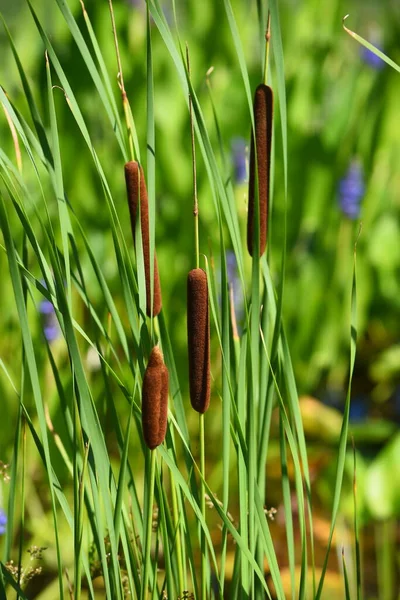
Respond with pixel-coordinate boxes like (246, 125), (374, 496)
(187, 268), (210, 413)
(247, 83), (273, 257)
(142, 346), (169, 450)
(124, 161), (162, 317)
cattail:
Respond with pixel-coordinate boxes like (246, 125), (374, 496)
(124, 161), (162, 317)
(142, 346), (169, 450)
(187, 268), (210, 413)
(247, 83), (273, 257)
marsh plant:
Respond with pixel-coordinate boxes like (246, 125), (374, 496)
(0, 0), (399, 599)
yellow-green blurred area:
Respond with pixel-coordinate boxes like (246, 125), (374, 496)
(0, 0), (400, 598)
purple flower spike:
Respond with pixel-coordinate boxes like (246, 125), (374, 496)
(338, 161), (365, 220)
(231, 138), (247, 184)
(0, 508), (7, 535)
(39, 299), (55, 315)
(44, 323), (61, 343)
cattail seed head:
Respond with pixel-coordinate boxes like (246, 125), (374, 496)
(124, 161), (162, 317)
(187, 268), (210, 413)
(142, 346), (169, 450)
(247, 83), (273, 257)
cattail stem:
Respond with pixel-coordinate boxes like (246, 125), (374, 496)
(141, 448), (156, 600)
(108, 0), (137, 162)
(170, 476), (185, 596)
(199, 412), (207, 600)
(263, 12), (271, 86)
(186, 44), (199, 269)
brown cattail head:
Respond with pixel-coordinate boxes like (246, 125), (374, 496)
(247, 83), (273, 257)
(187, 268), (210, 413)
(142, 346), (169, 450)
(124, 161), (162, 317)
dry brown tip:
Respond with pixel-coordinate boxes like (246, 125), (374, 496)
(124, 161), (162, 317)
(187, 268), (210, 413)
(247, 83), (274, 257)
(142, 346), (169, 450)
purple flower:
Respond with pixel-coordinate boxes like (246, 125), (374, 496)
(38, 281), (60, 343)
(231, 138), (247, 184)
(39, 299), (55, 315)
(0, 508), (7, 535)
(338, 161), (365, 220)
(361, 42), (385, 71)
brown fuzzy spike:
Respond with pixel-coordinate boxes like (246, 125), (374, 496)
(187, 268), (210, 413)
(142, 346), (169, 450)
(247, 83), (274, 257)
(124, 161), (162, 317)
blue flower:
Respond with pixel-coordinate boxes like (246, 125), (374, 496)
(231, 138), (247, 184)
(361, 42), (385, 71)
(0, 508), (7, 535)
(38, 281), (60, 343)
(338, 161), (365, 220)
(349, 394), (369, 423)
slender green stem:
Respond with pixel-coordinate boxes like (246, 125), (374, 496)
(141, 450), (156, 600)
(17, 416), (26, 599)
(186, 44), (199, 269)
(75, 443), (89, 600)
(170, 476), (185, 597)
(108, 0), (136, 161)
(263, 12), (271, 85)
(199, 412), (207, 600)
(73, 390), (80, 600)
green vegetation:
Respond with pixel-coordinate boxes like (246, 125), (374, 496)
(0, 0), (399, 598)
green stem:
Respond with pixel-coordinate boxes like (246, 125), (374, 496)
(186, 44), (199, 269)
(17, 416), (26, 598)
(141, 450), (156, 600)
(263, 11), (271, 86)
(171, 476), (185, 597)
(108, 0), (136, 162)
(199, 413), (207, 600)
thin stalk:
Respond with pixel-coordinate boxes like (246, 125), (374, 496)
(75, 443), (89, 600)
(108, 0), (136, 161)
(186, 44), (199, 269)
(263, 12), (271, 85)
(199, 413), (207, 600)
(73, 380), (80, 600)
(170, 476), (185, 597)
(146, 3), (156, 342)
(219, 238), (231, 596)
(17, 416), (26, 599)
(249, 251), (260, 597)
(141, 450), (156, 600)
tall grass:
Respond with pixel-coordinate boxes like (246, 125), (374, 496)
(0, 0), (398, 599)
